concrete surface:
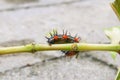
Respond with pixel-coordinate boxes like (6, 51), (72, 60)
(0, 0), (119, 80)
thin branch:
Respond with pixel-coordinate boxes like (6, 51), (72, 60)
(0, 43), (120, 55)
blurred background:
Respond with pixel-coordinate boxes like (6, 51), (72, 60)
(0, 0), (120, 80)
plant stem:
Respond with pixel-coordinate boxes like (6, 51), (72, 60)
(115, 68), (120, 80)
(0, 43), (120, 55)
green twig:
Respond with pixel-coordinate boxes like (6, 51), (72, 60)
(0, 43), (120, 55)
(115, 68), (120, 80)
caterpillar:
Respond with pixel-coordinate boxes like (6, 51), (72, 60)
(45, 30), (80, 57)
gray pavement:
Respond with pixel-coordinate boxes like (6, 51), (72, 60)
(0, 0), (119, 80)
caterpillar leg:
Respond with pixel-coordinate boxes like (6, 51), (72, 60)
(75, 53), (79, 58)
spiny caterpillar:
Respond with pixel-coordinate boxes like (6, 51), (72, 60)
(45, 30), (80, 57)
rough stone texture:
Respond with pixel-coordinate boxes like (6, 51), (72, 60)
(0, 0), (119, 80)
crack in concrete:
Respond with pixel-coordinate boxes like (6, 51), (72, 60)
(0, 0), (81, 12)
(0, 56), (65, 74)
(0, 53), (117, 76)
(84, 54), (118, 71)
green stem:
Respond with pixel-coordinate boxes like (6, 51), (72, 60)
(0, 43), (120, 55)
(115, 67), (120, 80)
